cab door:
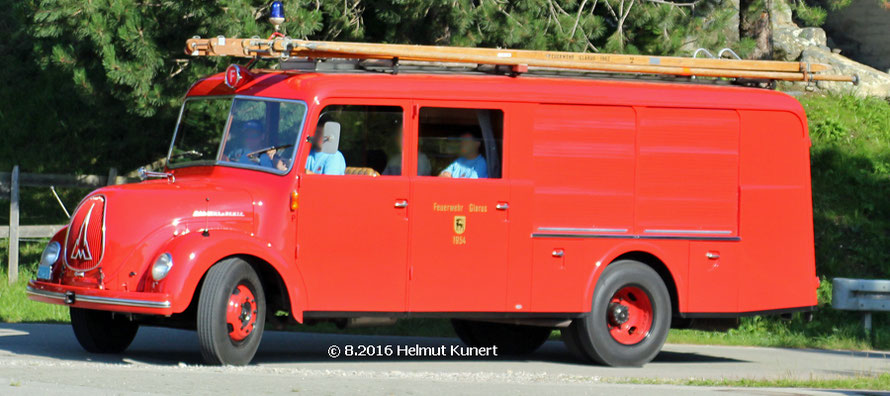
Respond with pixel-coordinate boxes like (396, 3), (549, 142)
(296, 101), (409, 312)
(407, 104), (510, 311)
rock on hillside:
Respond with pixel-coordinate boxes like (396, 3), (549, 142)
(824, 0), (890, 73)
(769, 0), (890, 98)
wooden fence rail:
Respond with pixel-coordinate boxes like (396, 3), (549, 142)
(3, 166), (136, 284)
(0, 225), (66, 239)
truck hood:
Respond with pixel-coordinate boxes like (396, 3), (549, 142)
(61, 177), (255, 289)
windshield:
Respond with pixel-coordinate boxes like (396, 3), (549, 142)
(168, 97), (307, 173)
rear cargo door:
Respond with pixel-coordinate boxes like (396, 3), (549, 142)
(635, 108), (740, 237)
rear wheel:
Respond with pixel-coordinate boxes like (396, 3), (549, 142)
(196, 257), (266, 365)
(451, 319), (552, 355)
(70, 307), (139, 354)
(571, 260), (671, 366)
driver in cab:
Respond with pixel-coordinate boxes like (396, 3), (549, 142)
(231, 120), (288, 171)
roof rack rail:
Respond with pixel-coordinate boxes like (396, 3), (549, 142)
(185, 37), (858, 85)
(274, 57), (770, 87)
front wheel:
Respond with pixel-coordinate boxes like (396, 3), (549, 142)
(568, 260), (671, 366)
(70, 307), (139, 353)
(196, 258), (266, 365)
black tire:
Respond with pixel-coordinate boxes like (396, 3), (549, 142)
(573, 260), (671, 367)
(196, 257), (266, 365)
(560, 323), (592, 362)
(70, 307), (139, 354)
(451, 319), (552, 355)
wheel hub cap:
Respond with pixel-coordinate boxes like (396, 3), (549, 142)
(226, 284), (258, 342)
(608, 302), (630, 325)
(606, 286), (653, 345)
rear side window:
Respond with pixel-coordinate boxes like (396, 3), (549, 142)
(418, 108), (503, 179)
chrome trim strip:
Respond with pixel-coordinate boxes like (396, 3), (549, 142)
(643, 229), (733, 235)
(531, 232), (740, 242)
(26, 285), (172, 309)
(537, 227), (628, 233)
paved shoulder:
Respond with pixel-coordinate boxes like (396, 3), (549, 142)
(0, 323), (887, 395)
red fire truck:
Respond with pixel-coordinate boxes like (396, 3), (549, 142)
(26, 35), (843, 366)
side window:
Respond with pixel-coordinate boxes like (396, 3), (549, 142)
(418, 108), (503, 179)
(306, 105), (403, 176)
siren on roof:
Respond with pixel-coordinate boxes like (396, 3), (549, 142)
(270, 1), (284, 32)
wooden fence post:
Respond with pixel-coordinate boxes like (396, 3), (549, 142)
(8, 166), (19, 284)
(107, 167), (118, 186)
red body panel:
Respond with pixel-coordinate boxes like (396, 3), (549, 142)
(29, 70), (818, 320)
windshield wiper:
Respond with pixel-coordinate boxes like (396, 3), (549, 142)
(170, 150), (204, 160)
(247, 144), (294, 158)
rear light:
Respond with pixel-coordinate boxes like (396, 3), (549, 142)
(290, 191), (299, 211)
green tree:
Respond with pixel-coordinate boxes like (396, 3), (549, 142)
(3, 0), (743, 174)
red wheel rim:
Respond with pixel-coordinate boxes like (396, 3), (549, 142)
(226, 284), (258, 342)
(606, 286), (653, 345)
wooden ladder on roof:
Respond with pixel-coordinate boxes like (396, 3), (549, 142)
(184, 36), (857, 84)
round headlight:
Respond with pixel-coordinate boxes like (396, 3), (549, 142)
(151, 253), (173, 281)
(39, 241), (61, 267)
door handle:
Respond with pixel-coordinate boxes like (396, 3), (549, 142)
(706, 251), (720, 260)
(394, 200), (408, 208)
(495, 202), (509, 210)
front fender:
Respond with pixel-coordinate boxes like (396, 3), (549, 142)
(156, 229), (307, 320)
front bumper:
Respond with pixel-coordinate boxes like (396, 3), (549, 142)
(27, 280), (173, 315)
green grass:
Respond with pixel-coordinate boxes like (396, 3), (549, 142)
(665, 277), (889, 351)
(0, 268), (69, 323)
(0, 239), (68, 323)
(802, 94), (890, 280)
(614, 373), (890, 391)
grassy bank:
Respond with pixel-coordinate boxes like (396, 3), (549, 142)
(0, 240), (68, 323)
(615, 373), (890, 391)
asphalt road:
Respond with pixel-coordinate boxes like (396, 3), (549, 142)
(0, 323), (887, 395)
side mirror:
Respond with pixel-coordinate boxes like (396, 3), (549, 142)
(321, 121), (341, 154)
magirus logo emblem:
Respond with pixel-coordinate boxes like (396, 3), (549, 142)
(70, 202), (96, 261)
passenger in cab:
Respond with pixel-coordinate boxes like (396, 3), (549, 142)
(383, 126), (431, 176)
(233, 121), (288, 171)
(305, 126), (346, 175)
(439, 131), (487, 179)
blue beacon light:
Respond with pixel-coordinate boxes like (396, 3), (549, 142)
(270, 1), (285, 31)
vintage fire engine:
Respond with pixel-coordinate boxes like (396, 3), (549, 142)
(27, 2), (854, 366)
